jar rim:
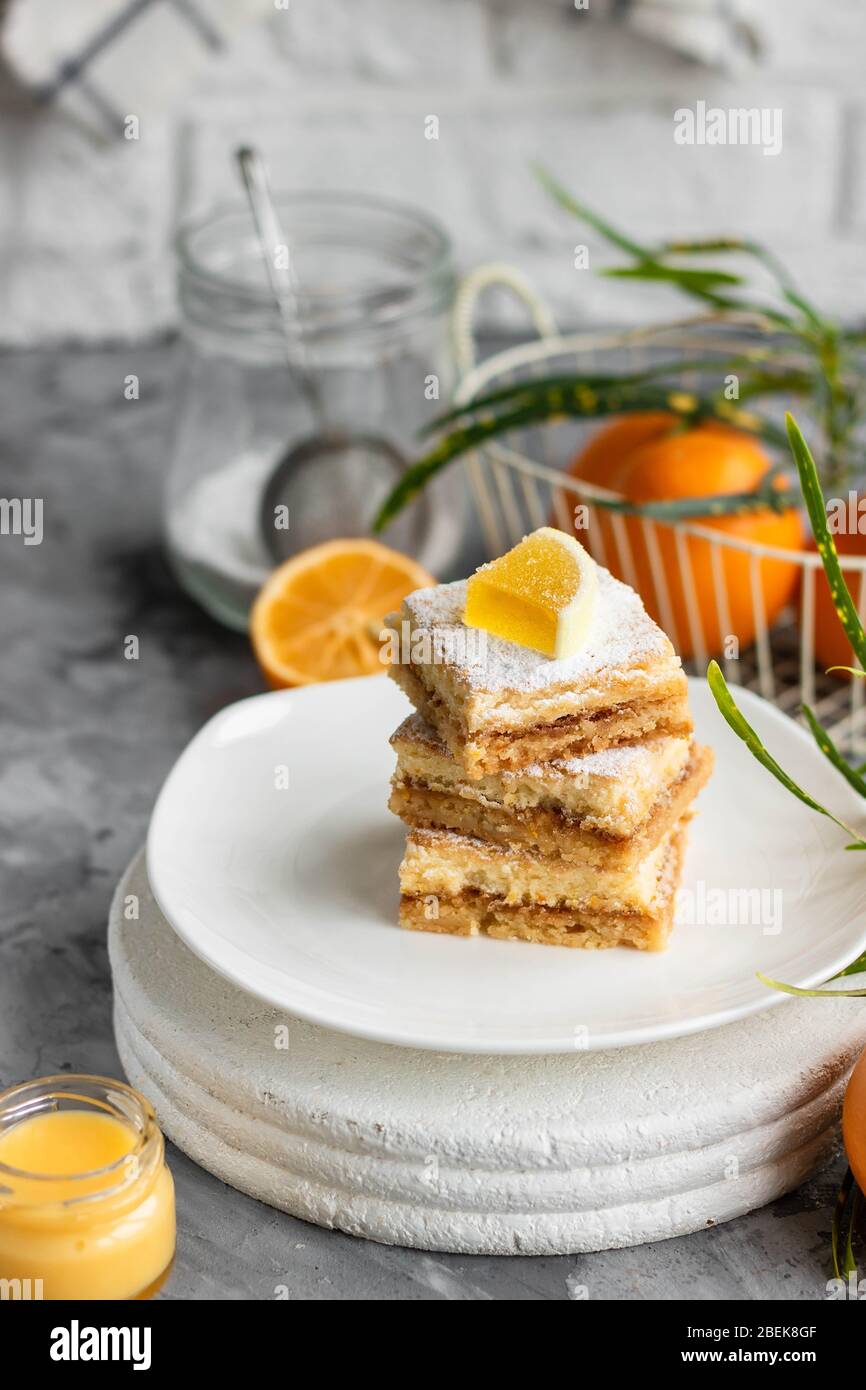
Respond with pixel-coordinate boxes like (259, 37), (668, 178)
(176, 188), (454, 313)
(0, 1074), (157, 1197)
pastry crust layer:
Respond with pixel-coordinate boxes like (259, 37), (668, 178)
(390, 659), (692, 778)
(385, 568), (687, 746)
(390, 742), (712, 867)
(399, 825), (680, 913)
(391, 711), (695, 830)
(399, 830), (685, 951)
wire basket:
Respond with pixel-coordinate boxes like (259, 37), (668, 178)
(453, 268), (866, 756)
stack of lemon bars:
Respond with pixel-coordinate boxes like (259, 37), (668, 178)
(385, 528), (712, 951)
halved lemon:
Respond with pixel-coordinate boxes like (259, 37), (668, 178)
(251, 539), (435, 687)
(464, 526), (597, 659)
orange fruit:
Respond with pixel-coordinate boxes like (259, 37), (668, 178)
(568, 410), (675, 487)
(562, 414), (805, 660)
(808, 515), (866, 678)
(843, 1045), (866, 1197)
(251, 539), (435, 687)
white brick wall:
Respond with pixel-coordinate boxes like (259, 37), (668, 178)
(269, 0), (494, 81)
(3, 0), (866, 344)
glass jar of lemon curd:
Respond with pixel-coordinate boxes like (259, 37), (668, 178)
(0, 1075), (175, 1300)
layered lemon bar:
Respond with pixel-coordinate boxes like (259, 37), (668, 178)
(386, 527), (710, 952)
(398, 825), (686, 951)
(389, 713), (713, 868)
(386, 565), (691, 780)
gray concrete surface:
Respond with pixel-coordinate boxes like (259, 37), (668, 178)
(0, 342), (846, 1300)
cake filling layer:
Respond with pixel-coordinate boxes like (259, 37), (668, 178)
(390, 740), (711, 866)
(391, 712), (693, 829)
(390, 659), (692, 778)
(399, 825), (679, 914)
(399, 894), (674, 951)
(399, 825), (684, 952)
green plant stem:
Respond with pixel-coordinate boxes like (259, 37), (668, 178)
(786, 415), (866, 670)
(832, 1168), (862, 1280)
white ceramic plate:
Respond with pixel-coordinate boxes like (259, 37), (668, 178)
(146, 675), (866, 1054)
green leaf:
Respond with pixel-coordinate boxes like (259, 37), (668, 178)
(656, 236), (825, 330)
(602, 264), (744, 290)
(786, 413), (866, 671)
(707, 660), (866, 846)
(846, 1186), (863, 1281)
(532, 165), (651, 260)
(536, 168), (813, 331)
(732, 369), (815, 403)
(800, 704), (866, 799)
(757, 972), (866, 999)
(657, 235), (790, 284)
(428, 370), (804, 447)
(421, 355), (785, 434)
(832, 1168), (860, 1281)
(373, 414), (514, 531)
(532, 167), (798, 323)
(590, 486), (799, 521)
(782, 286), (825, 331)
(375, 380), (787, 531)
(659, 237), (755, 255)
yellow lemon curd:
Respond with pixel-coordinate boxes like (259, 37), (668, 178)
(0, 1077), (175, 1300)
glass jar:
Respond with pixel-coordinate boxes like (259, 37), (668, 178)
(166, 192), (464, 630)
(0, 1075), (175, 1301)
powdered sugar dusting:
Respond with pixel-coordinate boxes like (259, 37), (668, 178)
(402, 567), (676, 694)
(516, 741), (679, 781)
(391, 712), (442, 750)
